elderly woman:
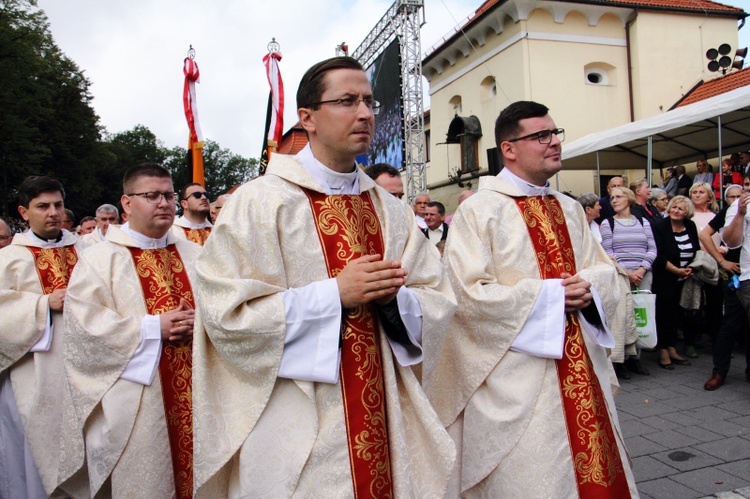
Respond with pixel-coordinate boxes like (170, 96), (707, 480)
(576, 192), (602, 242)
(649, 188), (669, 217)
(600, 186), (657, 377)
(652, 196), (701, 369)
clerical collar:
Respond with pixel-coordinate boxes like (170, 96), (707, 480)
(26, 230), (64, 248)
(297, 144), (360, 195)
(121, 222), (168, 249)
(499, 167), (551, 197)
(177, 215), (211, 229)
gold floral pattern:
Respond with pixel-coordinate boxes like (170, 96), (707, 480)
(28, 246), (78, 294)
(129, 245), (194, 499)
(515, 196), (630, 497)
(182, 227), (211, 246)
(304, 189), (393, 499)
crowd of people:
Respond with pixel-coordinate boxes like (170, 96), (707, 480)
(576, 158), (750, 390)
(1, 54), (748, 499)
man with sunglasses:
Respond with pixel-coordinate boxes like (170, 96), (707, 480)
(426, 101), (637, 497)
(192, 56), (455, 498)
(60, 163), (199, 498)
(172, 182), (212, 245)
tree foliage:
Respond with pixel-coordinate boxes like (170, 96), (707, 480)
(0, 0), (258, 223)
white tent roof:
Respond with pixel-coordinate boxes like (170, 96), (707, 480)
(561, 84), (750, 171)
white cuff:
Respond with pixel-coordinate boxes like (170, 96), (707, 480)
(509, 279), (566, 359)
(30, 308), (53, 353)
(387, 287), (423, 366)
(121, 315), (162, 386)
(278, 278), (342, 383)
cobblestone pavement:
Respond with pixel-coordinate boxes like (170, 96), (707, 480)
(615, 344), (750, 499)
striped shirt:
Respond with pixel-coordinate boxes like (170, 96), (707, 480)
(674, 228), (697, 268)
(600, 216), (657, 270)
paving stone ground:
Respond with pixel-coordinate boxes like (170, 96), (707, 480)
(615, 342), (750, 499)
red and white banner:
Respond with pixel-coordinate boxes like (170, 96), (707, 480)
(263, 50), (284, 146)
(183, 57), (204, 144)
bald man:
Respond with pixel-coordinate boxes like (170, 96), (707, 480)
(0, 218), (12, 249)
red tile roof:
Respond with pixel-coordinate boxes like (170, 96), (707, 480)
(672, 67), (750, 108)
(278, 122), (308, 155)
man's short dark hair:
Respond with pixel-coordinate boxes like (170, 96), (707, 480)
(180, 182), (204, 200)
(123, 163), (171, 194)
(364, 163), (400, 181)
(427, 201), (445, 216)
(494, 101), (550, 147)
(675, 165), (686, 176)
(297, 57), (365, 110)
(64, 208), (75, 222)
(18, 176), (65, 208)
(80, 216), (95, 224)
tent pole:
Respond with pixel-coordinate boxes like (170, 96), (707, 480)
(596, 151), (601, 196)
(647, 135), (652, 187)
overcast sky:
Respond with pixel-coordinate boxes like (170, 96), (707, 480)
(37, 0), (750, 159)
(37, 0), (478, 158)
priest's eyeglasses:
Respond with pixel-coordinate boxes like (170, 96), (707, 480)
(127, 191), (178, 204)
(309, 97), (381, 115)
(508, 128), (565, 144)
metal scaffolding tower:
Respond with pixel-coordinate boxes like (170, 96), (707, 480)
(352, 0), (426, 203)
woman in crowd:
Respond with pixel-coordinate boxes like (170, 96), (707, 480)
(600, 186), (657, 377)
(688, 182), (721, 356)
(649, 188), (669, 217)
(652, 196), (701, 369)
(576, 192), (602, 242)
(713, 158), (742, 203)
(694, 160), (714, 186)
(630, 177), (656, 225)
(661, 168), (678, 197)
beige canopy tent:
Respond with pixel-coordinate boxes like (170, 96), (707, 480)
(562, 84), (750, 194)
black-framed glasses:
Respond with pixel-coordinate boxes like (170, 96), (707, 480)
(127, 191), (178, 204)
(308, 97), (381, 115)
(508, 128), (565, 144)
(185, 191), (210, 200)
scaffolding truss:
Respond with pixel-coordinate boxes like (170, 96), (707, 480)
(352, 0), (426, 202)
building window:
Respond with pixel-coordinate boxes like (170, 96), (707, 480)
(480, 76), (497, 101)
(449, 95), (462, 115)
(584, 63), (614, 86)
(424, 129), (431, 163)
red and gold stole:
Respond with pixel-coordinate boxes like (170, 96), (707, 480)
(27, 245), (78, 294)
(514, 196), (630, 498)
(304, 189), (394, 499)
(180, 226), (211, 246)
(128, 245), (194, 499)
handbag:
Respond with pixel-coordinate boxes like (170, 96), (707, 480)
(632, 290), (657, 349)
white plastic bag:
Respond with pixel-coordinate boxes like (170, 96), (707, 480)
(633, 290), (657, 349)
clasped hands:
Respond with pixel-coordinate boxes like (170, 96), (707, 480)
(561, 272), (593, 313)
(159, 298), (195, 341)
(336, 254), (407, 309)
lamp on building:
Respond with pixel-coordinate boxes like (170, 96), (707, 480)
(706, 44), (746, 75)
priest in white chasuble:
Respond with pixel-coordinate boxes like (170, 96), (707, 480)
(193, 56), (456, 498)
(171, 182), (212, 245)
(424, 101), (639, 498)
(0, 176), (82, 498)
(59, 164), (199, 499)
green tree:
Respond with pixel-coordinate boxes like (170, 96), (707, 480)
(0, 0), (104, 220)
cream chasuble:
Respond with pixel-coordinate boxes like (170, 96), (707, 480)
(0, 230), (81, 497)
(59, 226), (200, 498)
(192, 150), (456, 498)
(171, 215), (212, 246)
(424, 172), (639, 498)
